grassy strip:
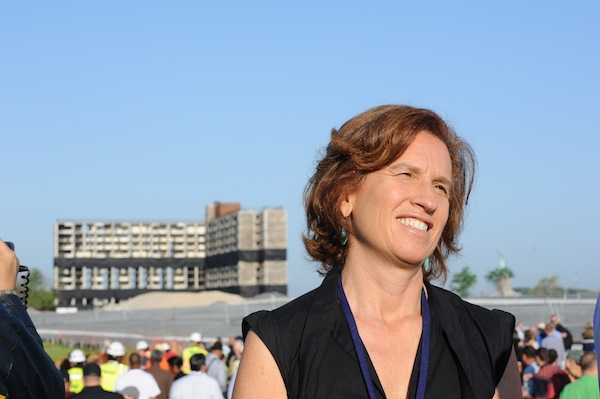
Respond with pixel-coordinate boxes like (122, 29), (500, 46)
(44, 342), (73, 363)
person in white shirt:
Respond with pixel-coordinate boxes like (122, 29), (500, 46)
(169, 354), (223, 399)
(114, 353), (161, 399)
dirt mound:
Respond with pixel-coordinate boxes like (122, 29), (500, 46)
(102, 290), (246, 310)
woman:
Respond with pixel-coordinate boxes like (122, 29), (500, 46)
(233, 105), (520, 398)
(582, 321), (595, 352)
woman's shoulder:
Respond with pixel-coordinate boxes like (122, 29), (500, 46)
(243, 272), (339, 338)
(427, 282), (515, 331)
(242, 285), (321, 340)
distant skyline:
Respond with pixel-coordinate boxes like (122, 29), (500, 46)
(2, 1), (599, 297)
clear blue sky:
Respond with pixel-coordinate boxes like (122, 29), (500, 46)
(2, 1), (599, 297)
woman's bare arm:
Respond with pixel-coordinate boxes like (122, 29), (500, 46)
(232, 331), (287, 399)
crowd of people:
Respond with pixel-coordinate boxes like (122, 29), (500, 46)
(515, 315), (598, 398)
(58, 334), (244, 399)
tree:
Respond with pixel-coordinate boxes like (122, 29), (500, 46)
(532, 275), (564, 297)
(450, 266), (477, 297)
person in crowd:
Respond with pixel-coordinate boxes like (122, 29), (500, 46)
(564, 351), (582, 382)
(542, 323), (567, 369)
(596, 294), (600, 382)
(582, 322), (595, 352)
(60, 358), (74, 396)
(136, 340), (151, 369)
(525, 329), (540, 350)
(168, 356), (186, 381)
(0, 239), (65, 398)
(559, 352), (599, 399)
(114, 353), (160, 399)
(551, 315), (573, 351)
(68, 349), (87, 394)
(87, 352), (101, 365)
(101, 341), (130, 392)
(62, 369), (74, 398)
(516, 322), (526, 342)
(169, 353), (224, 399)
(146, 349), (173, 399)
(522, 345), (540, 398)
(532, 348), (570, 399)
(72, 362), (124, 398)
(206, 341), (228, 395)
(537, 323), (548, 347)
(225, 337), (237, 367)
(158, 343), (176, 371)
(182, 332), (208, 374)
(227, 371), (237, 399)
(234, 105), (520, 398)
(121, 386), (140, 399)
(226, 337), (244, 380)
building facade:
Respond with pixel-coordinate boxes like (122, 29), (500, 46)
(53, 202), (287, 308)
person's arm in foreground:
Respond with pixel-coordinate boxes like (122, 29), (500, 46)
(0, 239), (65, 399)
(231, 331), (286, 399)
(493, 348), (523, 399)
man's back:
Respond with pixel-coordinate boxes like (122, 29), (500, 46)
(559, 375), (600, 399)
(170, 371), (223, 399)
(72, 385), (124, 398)
(205, 353), (227, 394)
(146, 364), (173, 399)
(114, 369), (161, 399)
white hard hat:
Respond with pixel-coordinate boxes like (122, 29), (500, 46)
(162, 342), (171, 351)
(189, 332), (202, 342)
(69, 349), (86, 364)
(106, 341), (126, 357)
(136, 340), (149, 351)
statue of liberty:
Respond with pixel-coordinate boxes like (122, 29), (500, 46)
(485, 251), (519, 297)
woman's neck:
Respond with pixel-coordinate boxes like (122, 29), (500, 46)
(341, 260), (424, 321)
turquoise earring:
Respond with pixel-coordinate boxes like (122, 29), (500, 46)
(424, 258), (430, 272)
(340, 227), (348, 246)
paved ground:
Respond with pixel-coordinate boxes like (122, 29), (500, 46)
(31, 292), (597, 352)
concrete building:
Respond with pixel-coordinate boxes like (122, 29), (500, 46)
(53, 202), (287, 308)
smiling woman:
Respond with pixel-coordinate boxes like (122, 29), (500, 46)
(233, 105), (521, 399)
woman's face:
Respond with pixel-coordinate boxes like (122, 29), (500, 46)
(341, 132), (452, 269)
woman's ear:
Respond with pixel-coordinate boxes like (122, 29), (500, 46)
(339, 194), (354, 218)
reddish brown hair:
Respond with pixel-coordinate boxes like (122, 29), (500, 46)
(303, 105), (476, 282)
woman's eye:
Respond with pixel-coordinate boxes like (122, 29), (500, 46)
(435, 185), (449, 195)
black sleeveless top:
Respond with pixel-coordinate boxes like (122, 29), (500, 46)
(243, 271), (514, 399)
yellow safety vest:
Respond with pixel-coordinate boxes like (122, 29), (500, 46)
(100, 361), (129, 392)
(181, 346), (208, 373)
(67, 367), (84, 393)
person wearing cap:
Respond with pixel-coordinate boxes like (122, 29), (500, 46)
(205, 341), (227, 395)
(136, 340), (151, 369)
(157, 343), (175, 371)
(114, 353), (160, 399)
(182, 332), (208, 374)
(169, 353), (224, 399)
(101, 341), (129, 392)
(72, 363), (124, 398)
(0, 240), (65, 399)
(68, 349), (87, 394)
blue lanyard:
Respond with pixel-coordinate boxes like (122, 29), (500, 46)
(338, 274), (430, 399)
